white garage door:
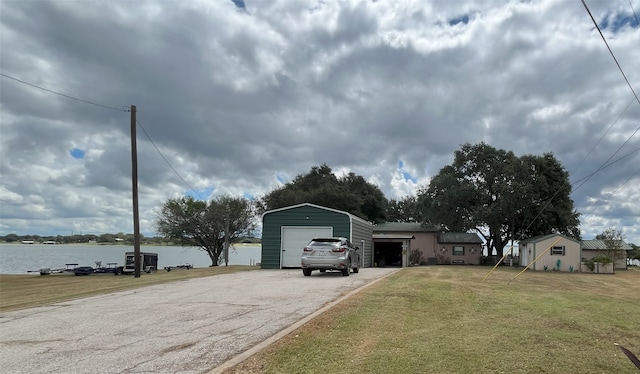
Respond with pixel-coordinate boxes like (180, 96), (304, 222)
(281, 226), (333, 268)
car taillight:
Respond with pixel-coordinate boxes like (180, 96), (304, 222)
(303, 247), (313, 252)
(332, 246), (346, 252)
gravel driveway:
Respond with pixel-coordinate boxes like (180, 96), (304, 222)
(0, 268), (399, 373)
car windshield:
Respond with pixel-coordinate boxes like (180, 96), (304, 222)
(308, 239), (341, 247)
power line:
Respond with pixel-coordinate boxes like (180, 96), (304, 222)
(581, 0), (640, 106)
(572, 125), (640, 193)
(135, 118), (204, 200)
(570, 96), (636, 175)
(582, 166), (640, 218)
(513, 124), (640, 240)
(0, 72), (203, 200)
(630, 0), (640, 26)
(0, 72), (128, 112)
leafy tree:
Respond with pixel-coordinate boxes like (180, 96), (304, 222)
(156, 195), (256, 266)
(386, 196), (422, 222)
(418, 142), (580, 257)
(629, 243), (639, 261)
(596, 228), (627, 272)
(3, 233), (19, 242)
(99, 234), (115, 243)
(260, 164), (387, 223)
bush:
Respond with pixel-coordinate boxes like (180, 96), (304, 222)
(410, 249), (423, 266)
(593, 254), (612, 263)
(582, 255), (612, 271)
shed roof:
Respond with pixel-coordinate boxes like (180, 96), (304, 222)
(438, 232), (483, 244)
(373, 222), (440, 233)
(518, 233), (581, 245)
(581, 239), (633, 251)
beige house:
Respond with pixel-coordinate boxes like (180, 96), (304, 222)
(437, 232), (483, 265)
(372, 222), (483, 266)
(372, 222), (438, 267)
(581, 239), (632, 270)
(519, 234), (581, 272)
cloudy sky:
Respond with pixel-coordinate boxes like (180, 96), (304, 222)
(1, 0), (639, 244)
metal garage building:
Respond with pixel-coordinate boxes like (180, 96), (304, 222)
(261, 203), (373, 269)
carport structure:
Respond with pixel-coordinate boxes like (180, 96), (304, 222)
(372, 234), (414, 267)
(261, 203), (373, 269)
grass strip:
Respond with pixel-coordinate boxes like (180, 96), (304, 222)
(0, 266), (255, 312)
(226, 266), (640, 374)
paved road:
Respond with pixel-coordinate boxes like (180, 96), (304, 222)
(0, 268), (399, 373)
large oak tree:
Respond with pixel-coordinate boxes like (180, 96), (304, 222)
(259, 164), (387, 223)
(418, 142), (580, 257)
(156, 195), (256, 266)
(386, 196), (422, 222)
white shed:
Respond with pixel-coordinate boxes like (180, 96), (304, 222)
(519, 234), (581, 272)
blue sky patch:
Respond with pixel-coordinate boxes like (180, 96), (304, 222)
(402, 170), (417, 183)
(600, 12), (639, 32)
(448, 14), (470, 26)
(231, 0), (245, 9)
(70, 148), (85, 159)
(185, 187), (214, 201)
(398, 159), (417, 183)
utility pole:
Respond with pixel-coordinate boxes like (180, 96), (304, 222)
(224, 214), (229, 266)
(130, 105), (141, 278)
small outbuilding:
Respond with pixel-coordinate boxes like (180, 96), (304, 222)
(519, 234), (581, 272)
(261, 203), (373, 269)
(582, 239), (632, 270)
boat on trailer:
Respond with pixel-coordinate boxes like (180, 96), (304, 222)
(30, 262), (123, 276)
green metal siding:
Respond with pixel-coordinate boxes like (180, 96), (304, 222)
(350, 217), (373, 268)
(261, 206), (350, 269)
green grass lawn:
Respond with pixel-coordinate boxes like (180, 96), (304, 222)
(2, 265), (638, 373)
(226, 266), (640, 374)
(0, 266), (256, 312)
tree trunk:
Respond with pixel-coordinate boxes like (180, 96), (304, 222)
(204, 247), (221, 266)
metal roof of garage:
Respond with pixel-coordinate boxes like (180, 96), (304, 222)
(262, 203), (371, 225)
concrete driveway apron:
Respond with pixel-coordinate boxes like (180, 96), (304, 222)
(0, 268), (399, 373)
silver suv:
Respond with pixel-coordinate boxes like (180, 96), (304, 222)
(301, 237), (361, 276)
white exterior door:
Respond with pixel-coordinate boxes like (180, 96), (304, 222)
(281, 226), (333, 268)
(521, 245), (529, 266)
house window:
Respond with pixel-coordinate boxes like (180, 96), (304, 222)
(453, 246), (464, 256)
(551, 246), (565, 256)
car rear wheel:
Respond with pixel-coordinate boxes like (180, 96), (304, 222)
(342, 260), (350, 276)
(353, 264), (359, 273)
(302, 268), (312, 276)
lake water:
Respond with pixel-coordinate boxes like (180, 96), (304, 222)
(0, 243), (262, 274)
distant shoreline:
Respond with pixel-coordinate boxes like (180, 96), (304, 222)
(1, 242), (261, 247)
